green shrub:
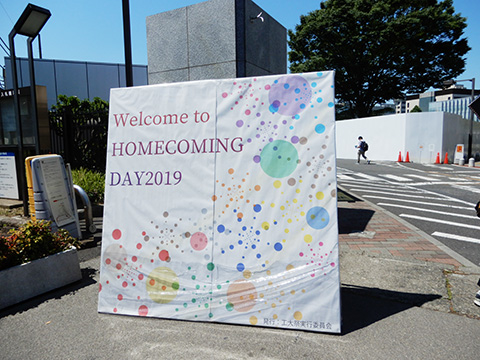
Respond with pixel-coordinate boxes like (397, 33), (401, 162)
(0, 220), (80, 271)
(71, 168), (105, 204)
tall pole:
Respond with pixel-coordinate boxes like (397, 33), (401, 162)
(9, 31), (29, 215)
(468, 78), (475, 160)
(28, 37), (40, 155)
(122, 0), (133, 87)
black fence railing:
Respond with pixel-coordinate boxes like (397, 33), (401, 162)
(49, 106), (108, 172)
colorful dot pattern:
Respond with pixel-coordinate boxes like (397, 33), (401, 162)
(98, 72), (341, 333)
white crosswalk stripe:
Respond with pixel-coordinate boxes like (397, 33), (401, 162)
(400, 214), (480, 230)
(431, 232), (480, 245)
(378, 174), (412, 182)
(406, 174), (441, 181)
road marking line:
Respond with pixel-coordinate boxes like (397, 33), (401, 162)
(451, 184), (480, 194)
(377, 202), (478, 219)
(362, 195), (473, 210)
(337, 174), (357, 180)
(400, 214), (480, 230)
(351, 189), (444, 200)
(432, 232), (480, 245)
(348, 186), (421, 194)
(356, 173), (381, 181)
(379, 174), (412, 182)
(406, 174), (441, 181)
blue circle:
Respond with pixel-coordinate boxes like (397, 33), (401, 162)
(254, 204), (262, 212)
(306, 207), (330, 230)
(317, 97), (323, 103)
(315, 124), (326, 134)
(274, 242), (283, 251)
(328, 102), (334, 108)
(236, 263), (245, 272)
(217, 224), (225, 233)
(256, 253), (261, 258)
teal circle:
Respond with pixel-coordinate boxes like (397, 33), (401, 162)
(306, 207), (330, 229)
(260, 140), (299, 178)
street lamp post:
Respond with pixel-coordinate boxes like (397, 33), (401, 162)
(443, 78), (476, 160)
(9, 3), (51, 216)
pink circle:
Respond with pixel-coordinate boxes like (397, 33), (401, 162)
(265, 85), (271, 90)
(118, 294), (123, 301)
(159, 250), (169, 261)
(132, 256), (137, 262)
(222, 92), (228, 98)
(122, 281), (128, 288)
(190, 232), (208, 251)
(136, 243), (142, 250)
(138, 305), (148, 317)
(112, 229), (122, 240)
(138, 274), (144, 280)
(245, 109), (251, 116)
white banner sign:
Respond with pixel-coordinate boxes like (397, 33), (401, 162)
(98, 72), (341, 333)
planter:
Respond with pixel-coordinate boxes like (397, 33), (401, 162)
(0, 248), (82, 310)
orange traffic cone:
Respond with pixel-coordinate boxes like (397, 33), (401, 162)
(443, 152), (448, 164)
(405, 152), (410, 163)
(435, 152), (441, 164)
(398, 151), (403, 162)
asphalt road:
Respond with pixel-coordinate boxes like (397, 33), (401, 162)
(337, 159), (480, 267)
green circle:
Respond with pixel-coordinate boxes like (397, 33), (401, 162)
(260, 140), (299, 178)
(207, 262), (215, 271)
(226, 302), (234, 311)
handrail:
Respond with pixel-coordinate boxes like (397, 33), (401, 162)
(73, 185), (97, 234)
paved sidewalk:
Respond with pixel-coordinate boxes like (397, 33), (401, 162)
(1, 192), (479, 359)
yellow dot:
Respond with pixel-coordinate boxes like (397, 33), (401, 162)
(266, 270), (271, 275)
(304, 234), (313, 243)
(271, 303), (276, 308)
(274, 180), (282, 188)
(273, 314), (278, 319)
(284, 228), (289, 234)
(300, 211), (305, 216)
(243, 270), (252, 279)
(262, 222), (270, 230)
(250, 316), (258, 325)
(316, 192), (325, 200)
(290, 290), (296, 295)
(260, 293), (264, 298)
(271, 203), (275, 208)
(282, 239), (286, 243)
(294, 311), (303, 320)
(287, 218), (292, 223)
(280, 291), (285, 296)
(286, 264), (294, 271)
(280, 206), (285, 211)
(296, 189), (301, 193)
(293, 198), (298, 203)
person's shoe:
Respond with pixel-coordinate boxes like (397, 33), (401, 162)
(367, 160), (371, 165)
(475, 290), (480, 307)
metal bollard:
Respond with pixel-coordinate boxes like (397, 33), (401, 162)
(459, 158), (465, 166)
(469, 158), (475, 167)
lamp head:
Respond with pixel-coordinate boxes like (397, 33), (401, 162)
(13, 3), (51, 38)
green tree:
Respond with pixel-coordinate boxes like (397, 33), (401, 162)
(49, 95), (109, 171)
(411, 105), (422, 112)
(288, 0), (470, 118)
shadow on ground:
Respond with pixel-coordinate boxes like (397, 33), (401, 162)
(337, 207), (375, 234)
(341, 284), (442, 334)
(0, 267), (97, 319)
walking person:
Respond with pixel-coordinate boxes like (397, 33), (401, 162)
(355, 136), (370, 164)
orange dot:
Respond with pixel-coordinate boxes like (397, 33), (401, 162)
(254, 185), (261, 191)
(161, 285), (167, 291)
(228, 168), (234, 174)
(149, 279), (155, 286)
(237, 212), (243, 219)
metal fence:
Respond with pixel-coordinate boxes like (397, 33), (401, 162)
(49, 106), (108, 172)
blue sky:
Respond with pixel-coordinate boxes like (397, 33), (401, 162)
(1, 0), (478, 90)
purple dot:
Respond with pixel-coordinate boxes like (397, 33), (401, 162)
(236, 120), (244, 127)
(256, 113), (261, 117)
(253, 155), (261, 163)
(291, 136), (299, 144)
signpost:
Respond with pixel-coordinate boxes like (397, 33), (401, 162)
(98, 72), (341, 333)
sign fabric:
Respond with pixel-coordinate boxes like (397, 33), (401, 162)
(98, 72), (341, 333)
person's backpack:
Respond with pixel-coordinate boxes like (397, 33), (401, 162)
(362, 141), (369, 151)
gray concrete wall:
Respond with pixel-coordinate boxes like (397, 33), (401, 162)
(146, 0), (286, 84)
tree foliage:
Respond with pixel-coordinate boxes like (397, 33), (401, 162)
(49, 95), (109, 171)
(288, 0), (470, 118)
